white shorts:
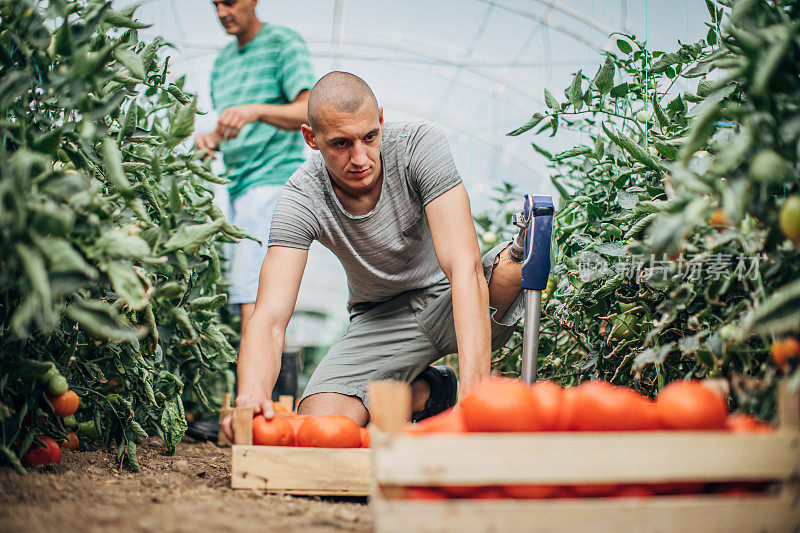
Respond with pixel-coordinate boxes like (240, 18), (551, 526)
(227, 183), (285, 305)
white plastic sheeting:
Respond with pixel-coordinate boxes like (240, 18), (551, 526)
(130, 0), (708, 348)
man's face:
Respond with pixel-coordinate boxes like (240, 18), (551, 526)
(302, 104), (384, 197)
(212, 0), (257, 36)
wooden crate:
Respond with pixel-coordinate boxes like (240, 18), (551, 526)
(229, 407), (372, 496)
(367, 381), (800, 533)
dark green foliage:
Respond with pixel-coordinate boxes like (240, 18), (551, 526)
(479, 0), (799, 418)
(0, 0), (244, 471)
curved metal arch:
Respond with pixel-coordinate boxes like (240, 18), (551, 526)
(303, 35), (555, 107)
(474, 0), (606, 50)
(495, 0), (613, 37)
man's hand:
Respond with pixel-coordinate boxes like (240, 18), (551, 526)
(194, 131), (220, 159)
(216, 104), (262, 140)
(221, 391), (275, 442)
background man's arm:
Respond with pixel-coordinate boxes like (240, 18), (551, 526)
(216, 90), (309, 140)
(425, 183), (491, 398)
(221, 245), (308, 440)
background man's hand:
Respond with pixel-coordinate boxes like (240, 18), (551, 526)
(216, 104), (261, 140)
(194, 131), (220, 159)
(220, 391), (275, 442)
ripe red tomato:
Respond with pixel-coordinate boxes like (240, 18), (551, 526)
(502, 484), (560, 499)
(295, 415), (361, 448)
(656, 381), (728, 430)
(528, 380), (563, 431)
(567, 483), (621, 498)
(771, 337), (800, 369)
(640, 399), (665, 430)
(405, 406), (466, 435)
(440, 485), (482, 498)
(461, 377), (543, 432)
(571, 381), (652, 431)
(404, 486), (448, 500)
(553, 387), (581, 431)
(359, 427), (370, 448)
(60, 431), (79, 451)
(21, 436), (62, 466)
(612, 485), (655, 498)
(252, 415), (294, 446)
(470, 486), (505, 499)
(725, 414), (774, 433)
(283, 415), (307, 440)
(48, 390), (79, 417)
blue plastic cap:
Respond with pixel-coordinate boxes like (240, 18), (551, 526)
(521, 195), (554, 290)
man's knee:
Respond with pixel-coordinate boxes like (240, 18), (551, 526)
(488, 243), (522, 319)
(297, 392), (369, 426)
(489, 243), (522, 286)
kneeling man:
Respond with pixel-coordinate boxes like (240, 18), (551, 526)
(224, 71), (523, 436)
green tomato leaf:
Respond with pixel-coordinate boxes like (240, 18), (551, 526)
(544, 88), (559, 110)
(593, 56), (615, 94)
(66, 300), (141, 343)
(507, 112), (546, 136)
(168, 99), (197, 147)
(610, 82), (629, 98)
(113, 48), (145, 80)
(105, 261), (148, 311)
(570, 69), (583, 111)
(616, 39), (633, 54)
(100, 138), (133, 197)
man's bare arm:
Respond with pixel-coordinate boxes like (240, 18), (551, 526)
(217, 90), (309, 140)
(425, 184), (491, 398)
(221, 245), (308, 440)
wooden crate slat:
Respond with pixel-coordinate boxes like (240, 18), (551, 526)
(372, 431), (800, 485)
(371, 494), (800, 533)
(231, 445), (371, 495)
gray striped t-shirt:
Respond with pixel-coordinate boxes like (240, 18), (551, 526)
(269, 121), (462, 308)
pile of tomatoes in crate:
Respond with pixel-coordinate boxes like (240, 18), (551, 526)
(250, 403), (369, 449)
(400, 377), (775, 500)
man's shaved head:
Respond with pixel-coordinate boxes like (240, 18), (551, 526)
(307, 71), (379, 131)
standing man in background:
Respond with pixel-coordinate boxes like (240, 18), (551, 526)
(194, 0), (315, 423)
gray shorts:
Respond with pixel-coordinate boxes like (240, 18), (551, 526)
(299, 242), (524, 408)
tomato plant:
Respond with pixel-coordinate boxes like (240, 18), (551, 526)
(477, 0), (800, 420)
(0, 1), (246, 472)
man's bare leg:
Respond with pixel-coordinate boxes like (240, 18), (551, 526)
(298, 393), (369, 425)
(488, 243), (523, 322)
(298, 379), (431, 427)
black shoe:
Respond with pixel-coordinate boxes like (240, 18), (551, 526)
(185, 418), (220, 441)
(411, 365), (458, 423)
(271, 350), (299, 401)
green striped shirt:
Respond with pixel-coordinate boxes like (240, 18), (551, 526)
(210, 24), (315, 200)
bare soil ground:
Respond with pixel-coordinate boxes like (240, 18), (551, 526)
(0, 437), (371, 533)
